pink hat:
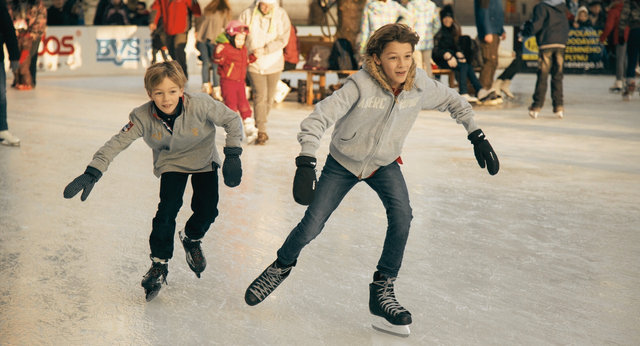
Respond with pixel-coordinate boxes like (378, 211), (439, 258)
(226, 20), (250, 36)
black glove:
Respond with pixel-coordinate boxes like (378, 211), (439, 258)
(468, 129), (499, 175)
(293, 156), (317, 205)
(63, 166), (103, 201)
(222, 147), (242, 187)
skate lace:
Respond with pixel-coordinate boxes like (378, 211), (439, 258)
(149, 264), (168, 284)
(185, 241), (204, 262)
(249, 265), (292, 300)
(374, 278), (408, 317)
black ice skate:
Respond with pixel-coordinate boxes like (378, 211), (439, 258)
(369, 271), (412, 337)
(141, 258), (168, 302)
(179, 229), (206, 278)
(244, 259), (296, 306)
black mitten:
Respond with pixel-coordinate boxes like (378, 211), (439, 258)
(63, 166), (103, 201)
(222, 147), (242, 187)
(293, 156), (317, 205)
(468, 129), (499, 175)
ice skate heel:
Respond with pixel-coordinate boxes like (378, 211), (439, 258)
(179, 229), (206, 278)
(369, 271), (411, 337)
(141, 257), (168, 302)
(245, 259), (296, 306)
(610, 80), (623, 94)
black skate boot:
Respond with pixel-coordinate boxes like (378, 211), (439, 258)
(244, 259), (296, 306)
(179, 229), (206, 278)
(141, 258), (168, 302)
(369, 271), (412, 337)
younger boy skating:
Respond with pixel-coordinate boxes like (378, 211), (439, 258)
(64, 61), (244, 301)
(244, 24), (499, 337)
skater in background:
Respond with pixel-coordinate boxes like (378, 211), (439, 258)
(7, 0), (46, 91)
(474, 0), (505, 104)
(149, 0), (201, 78)
(238, 0), (291, 145)
(244, 23), (499, 337)
(619, 0), (640, 100)
(522, 0), (570, 119)
(1, 0), (21, 146)
(63, 61), (244, 301)
(213, 20), (258, 144)
(150, 20), (168, 64)
(433, 5), (484, 104)
(195, 0), (231, 101)
(600, 0), (629, 93)
(405, 0), (440, 78)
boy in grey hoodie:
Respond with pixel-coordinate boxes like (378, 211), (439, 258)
(243, 24), (499, 337)
(63, 61), (244, 301)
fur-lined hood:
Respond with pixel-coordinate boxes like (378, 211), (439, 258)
(362, 55), (418, 93)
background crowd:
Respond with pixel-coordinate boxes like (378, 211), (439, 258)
(2, 0), (640, 147)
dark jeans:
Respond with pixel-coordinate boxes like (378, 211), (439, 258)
(0, 61), (7, 131)
(166, 33), (188, 78)
(29, 36), (41, 86)
(532, 47), (565, 110)
(150, 170), (219, 260)
(277, 155), (413, 277)
(498, 51), (522, 81)
(197, 40), (219, 86)
(625, 28), (640, 80)
(458, 62), (483, 95)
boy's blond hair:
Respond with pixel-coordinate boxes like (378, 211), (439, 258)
(144, 61), (188, 92)
(365, 23), (420, 59)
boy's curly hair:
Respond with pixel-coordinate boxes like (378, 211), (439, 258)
(365, 23), (420, 58)
(144, 61), (188, 92)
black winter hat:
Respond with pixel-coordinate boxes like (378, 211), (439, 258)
(440, 5), (454, 20)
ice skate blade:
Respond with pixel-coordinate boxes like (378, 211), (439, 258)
(371, 316), (410, 338)
(145, 288), (161, 302)
(195, 272), (201, 278)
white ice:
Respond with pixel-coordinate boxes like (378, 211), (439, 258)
(1, 72), (639, 345)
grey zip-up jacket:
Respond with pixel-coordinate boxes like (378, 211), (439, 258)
(298, 57), (479, 179)
(88, 92), (243, 178)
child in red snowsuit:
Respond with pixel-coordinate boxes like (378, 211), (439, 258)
(213, 20), (258, 143)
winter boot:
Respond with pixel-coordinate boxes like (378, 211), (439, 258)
(141, 257), (169, 302)
(477, 88), (499, 105)
(212, 86), (223, 102)
(622, 81), (636, 101)
(369, 271), (412, 337)
(0, 130), (21, 146)
(245, 259), (297, 306)
(243, 118), (258, 144)
(201, 82), (212, 94)
(179, 229), (206, 278)
(256, 132), (269, 145)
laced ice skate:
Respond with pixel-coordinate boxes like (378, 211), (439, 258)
(245, 259), (296, 306)
(179, 229), (206, 278)
(141, 258), (168, 302)
(369, 271), (411, 337)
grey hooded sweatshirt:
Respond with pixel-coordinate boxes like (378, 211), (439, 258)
(88, 92), (243, 178)
(298, 57), (479, 179)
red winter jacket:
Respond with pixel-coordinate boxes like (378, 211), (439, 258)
(151, 0), (200, 36)
(213, 43), (257, 82)
(600, 2), (630, 44)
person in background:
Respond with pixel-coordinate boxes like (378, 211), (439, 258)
(474, 0), (506, 103)
(283, 24), (300, 71)
(358, 0), (412, 57)
(149, 0), (201, 79)
(600, 0), (629, 93)
(589, 0), (607, 27)
(195, 0), (230, 100)
(405, 0), (440, 78)
(7, 0), (46, 91)
(574, 5), (593, 27)
(47, 0), (74, 25)
(102, 0), (130, 25)
(1, 0), (21, 146)
(130, 1), (150, 26)
(522, 0), (570, 119)
(238, 0), (291, 145)
(619, 0), (640, 100)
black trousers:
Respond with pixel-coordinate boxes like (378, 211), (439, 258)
(150, 170), (219, 260)
(166, 33), (188, 78)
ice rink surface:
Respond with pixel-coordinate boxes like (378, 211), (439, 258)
(1, 72), (639, 346)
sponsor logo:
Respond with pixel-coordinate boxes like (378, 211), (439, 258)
(96, 38), (141, 65)
(39, 35), (75, 56)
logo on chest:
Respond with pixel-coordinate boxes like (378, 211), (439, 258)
(398, 97), (420, 109)
(357, 96), (387, 109)
(151, 132), (162, 141)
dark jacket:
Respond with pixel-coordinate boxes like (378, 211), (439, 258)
(433, 25), (461, 68)
(619, 0), (640, 32)
(474, 0), (505, 38)
(1, 0), (19, 61)
(523, 1), (570, 49)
